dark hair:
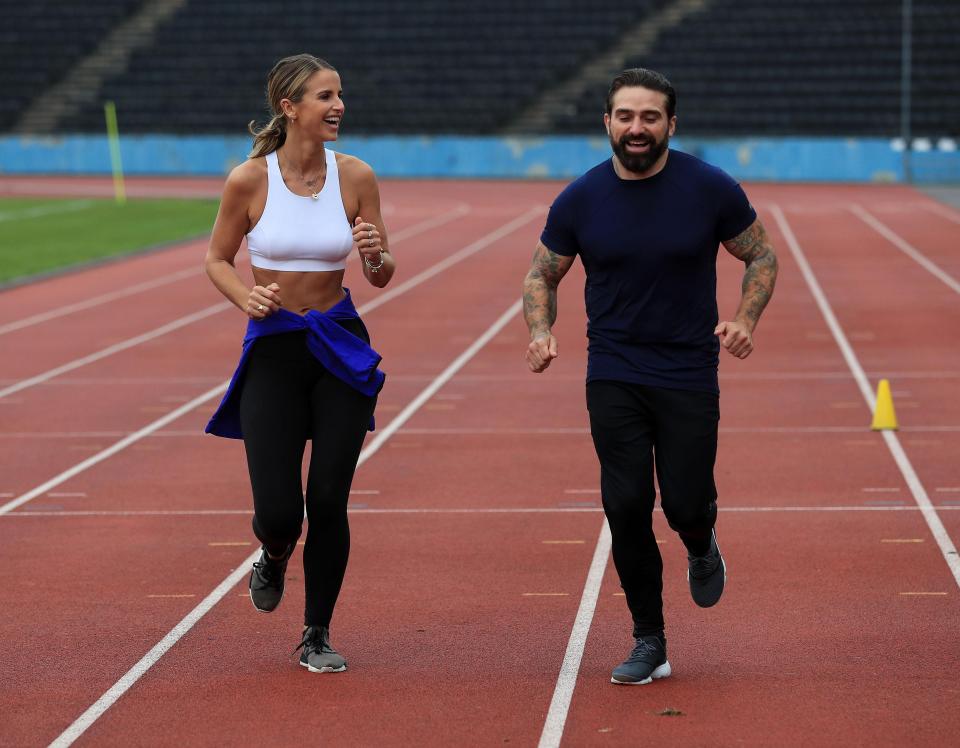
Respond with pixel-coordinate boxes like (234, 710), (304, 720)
(248, 54), (336, 158)
(605, 68), (676, 119)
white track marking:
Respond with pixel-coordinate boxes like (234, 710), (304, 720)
(2, 200), (470, 341)
(6, 423), (960, 439)
(6, 504), (960, 519)
(772, 204), (960, 587)
(0, 267), (201, 336)
(0, 384), (228, 516)
(538, 519), (611, 748)
(3, 210), (537, 516)
(921, 202), (960, 225)
(356, 300), (521, 463)
(0, 200), (93, 222)
(0, 303), (231, 400)
(41, 219), (533, 747)
(849, 204), (960, 296)
(1, 205), (468, 337)
(358, 207), (543, 315)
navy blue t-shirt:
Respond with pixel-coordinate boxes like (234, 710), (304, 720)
(540, 150), (756, 393)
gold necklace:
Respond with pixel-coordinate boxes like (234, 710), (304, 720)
(281, 152), (327, 199)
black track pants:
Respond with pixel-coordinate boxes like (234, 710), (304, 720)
(586, 380), (719, 636)
(239, 323), (377, 627)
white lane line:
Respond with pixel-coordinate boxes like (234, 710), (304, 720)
(7, 423), (960, 439)
(355, 300), (521, 464)
(0, 204), (469, 338)
(772, 204), (960, 588)
(538, 519), (610, 748)
(0, 267), (200, 337)
(922, 202), (960, 225)
(0, 200), (94, 222)
(0, 303), (231, 400)
(2, 210), (537, 517)
(9, 504), (960, 519)
(0, 384), (228, 516)
(849, 204), (960, 296)
(1, 203), (492, 401)
(44, 225), (534, 747)
(358, 207), (544, 316)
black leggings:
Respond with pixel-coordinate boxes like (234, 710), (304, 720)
(239, 322), (377, 627)
(586, 380), (719, 637)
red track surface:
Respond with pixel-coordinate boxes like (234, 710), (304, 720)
(1, 177), (959, 746)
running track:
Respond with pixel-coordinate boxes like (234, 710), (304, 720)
(1, 177), (958, 746)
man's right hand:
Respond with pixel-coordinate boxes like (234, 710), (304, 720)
(526, 333), (559, 373)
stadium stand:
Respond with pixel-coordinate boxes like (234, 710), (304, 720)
(0, 0), (141, 128)
(57, 0), (664, 135)
(3, 0), (958, 137)
(555, 0), (959, 137)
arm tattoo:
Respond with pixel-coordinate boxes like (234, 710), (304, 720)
(722, 219), (778, 328)
(522, 243), (573, 337)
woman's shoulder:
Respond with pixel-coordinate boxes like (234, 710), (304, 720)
(334, 152), (376, 185)
(220, 156), (267, 201)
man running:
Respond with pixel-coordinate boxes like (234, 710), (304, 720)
(522, 68), (778, 685)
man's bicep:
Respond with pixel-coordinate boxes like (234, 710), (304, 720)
(721, 218), (774, 263)
(530, 241), (575, 284)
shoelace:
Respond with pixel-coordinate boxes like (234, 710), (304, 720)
(294, 627), (335, 656)
(625, 638), (661, 664)
(688, 552), (719, 579)
(253, 547), (290, 584)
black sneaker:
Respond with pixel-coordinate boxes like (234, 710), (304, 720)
(297, 625), (347, 673)
(687, 529), (725, 608)
(248, 544), (293, 613)
(611, 634), (671, 685)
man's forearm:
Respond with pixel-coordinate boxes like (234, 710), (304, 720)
(735, 250), (778, 331)
(522, 272), (557, 338)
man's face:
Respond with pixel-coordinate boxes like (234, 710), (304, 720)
(604, 86), (676, 175)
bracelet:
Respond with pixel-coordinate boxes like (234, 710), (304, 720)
(364, 251), (385, 272)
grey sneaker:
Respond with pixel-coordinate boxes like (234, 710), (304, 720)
(687, 529), (725, 608)
(611, 634), (671, 685)
(249, 544), (293, 613)
(297, 626), (347, 673)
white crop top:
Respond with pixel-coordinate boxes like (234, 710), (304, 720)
(247, 149), (353, 272)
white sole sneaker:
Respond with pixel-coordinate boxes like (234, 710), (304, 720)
(610, 660), (671, 685)
(300, 661), (347, 674)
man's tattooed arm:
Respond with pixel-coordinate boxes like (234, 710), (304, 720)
(522, 242), (575, 338)
(722, 218), (778, 331)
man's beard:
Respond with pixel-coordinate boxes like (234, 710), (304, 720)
(610, 131), (669, 175)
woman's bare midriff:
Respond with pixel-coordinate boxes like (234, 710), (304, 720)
(252, 267), (347, 315)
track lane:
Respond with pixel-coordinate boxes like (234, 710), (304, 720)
(1, 185), (554, 745)
(3, 182), (958, 747)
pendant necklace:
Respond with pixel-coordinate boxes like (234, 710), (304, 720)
(281, 151), (326, 199)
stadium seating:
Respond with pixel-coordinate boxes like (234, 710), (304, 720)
(554, 0), (959, 137)
(0, 0), (141, 126)
(58, 0), (663, 135)
(3, 0), (957, 137)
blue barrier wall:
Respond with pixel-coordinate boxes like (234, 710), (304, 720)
(1, 134), (957, 182)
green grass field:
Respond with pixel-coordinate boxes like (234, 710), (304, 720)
(0, 197), (219, 284)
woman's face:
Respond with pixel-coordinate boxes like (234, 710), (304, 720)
(284, 69), (344, 141)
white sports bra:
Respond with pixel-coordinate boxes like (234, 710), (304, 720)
(247, 149), (353, 272)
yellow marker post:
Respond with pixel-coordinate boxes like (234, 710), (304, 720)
(104, 101), (126, 205)
(871, 378), (898, 431)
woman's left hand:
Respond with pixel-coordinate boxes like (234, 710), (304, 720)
(353, 216), (382, 266)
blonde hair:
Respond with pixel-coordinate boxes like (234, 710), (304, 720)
(248, 54), (336, 158)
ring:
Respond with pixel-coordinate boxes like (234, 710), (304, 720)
(257, 304), (265, 312)
(368, 230), (373, 239)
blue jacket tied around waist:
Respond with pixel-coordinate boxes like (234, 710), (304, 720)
(205, 290), (384, 438)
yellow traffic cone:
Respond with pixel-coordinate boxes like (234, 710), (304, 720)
(871, 379), (898, 431)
